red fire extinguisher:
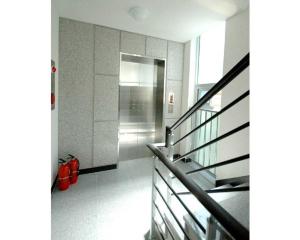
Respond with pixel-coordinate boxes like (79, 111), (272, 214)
(67, 154), (80, 184)
(58, 159), (70, 191)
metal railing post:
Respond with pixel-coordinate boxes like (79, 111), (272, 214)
(166, 126), (174, 161)
(165, 126), (174, 230)
(147, 53), (250, 240)
(147, 144), (249, 240)
(150, 156), (157, 240)
(206, 216), (216, 240)
(165, 126), (170, 148)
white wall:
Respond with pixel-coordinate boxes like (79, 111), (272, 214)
(51, 0), (59, 186)
(197, 22), (225, 85)
(216, 8), (249, 180)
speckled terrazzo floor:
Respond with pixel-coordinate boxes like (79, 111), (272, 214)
(51, 158), (153, 240)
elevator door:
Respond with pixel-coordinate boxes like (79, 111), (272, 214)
(119, 54), (165, 161)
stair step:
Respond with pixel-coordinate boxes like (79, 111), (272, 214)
(235, 182), (249, 188)
(219, 192), (249, 229)
(208, 184), (240, 202)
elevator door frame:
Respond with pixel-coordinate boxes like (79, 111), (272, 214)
(118, 52), (167, 164)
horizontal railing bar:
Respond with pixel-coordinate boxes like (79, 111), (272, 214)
(155, 168), (206, 234)
(185, 154), (250, 175)
(154, 185), (192, 240)
(199, 108), (218, 113)
(153, 218), (166, 240)
(172, 186), (249, 195)
(205, 186), (249, 193)
(173, 122), (250, 163)
(170, 53), (249, 130)
(171, 191), (191, 196)
(153, 202), (176, 240)
(173, 91), (249, 146)
(147, 144), (249, 240)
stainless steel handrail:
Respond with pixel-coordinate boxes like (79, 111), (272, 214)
(149, 53), (250, 240)
(170, 53), (249, 131)
(148, 143), (249, 240)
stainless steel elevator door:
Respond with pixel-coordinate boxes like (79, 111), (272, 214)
(119, 54), (165, 161)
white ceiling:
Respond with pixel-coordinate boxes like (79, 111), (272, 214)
(54, 0), (249, 43)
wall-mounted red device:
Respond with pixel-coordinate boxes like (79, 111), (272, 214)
(51, 60), (56, 110)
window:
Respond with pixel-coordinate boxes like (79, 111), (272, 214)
(190, 22), (225, 174)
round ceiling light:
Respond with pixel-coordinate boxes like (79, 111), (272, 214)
(128, 6), (149, 21)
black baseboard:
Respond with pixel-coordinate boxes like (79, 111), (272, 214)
(51, 175), (58, 194)
(79, 164), (117, 175)
(216, 175), (249, 187)
(51, 164), (117, 193)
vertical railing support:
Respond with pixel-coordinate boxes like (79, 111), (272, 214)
(165, 126), (174, 236)
(147, 53), (250, 240)
(150, 156), (157, 240)
(165, 126), (170, 147)
(206, 216), (216, 240)
(166, 126), (174, 161)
